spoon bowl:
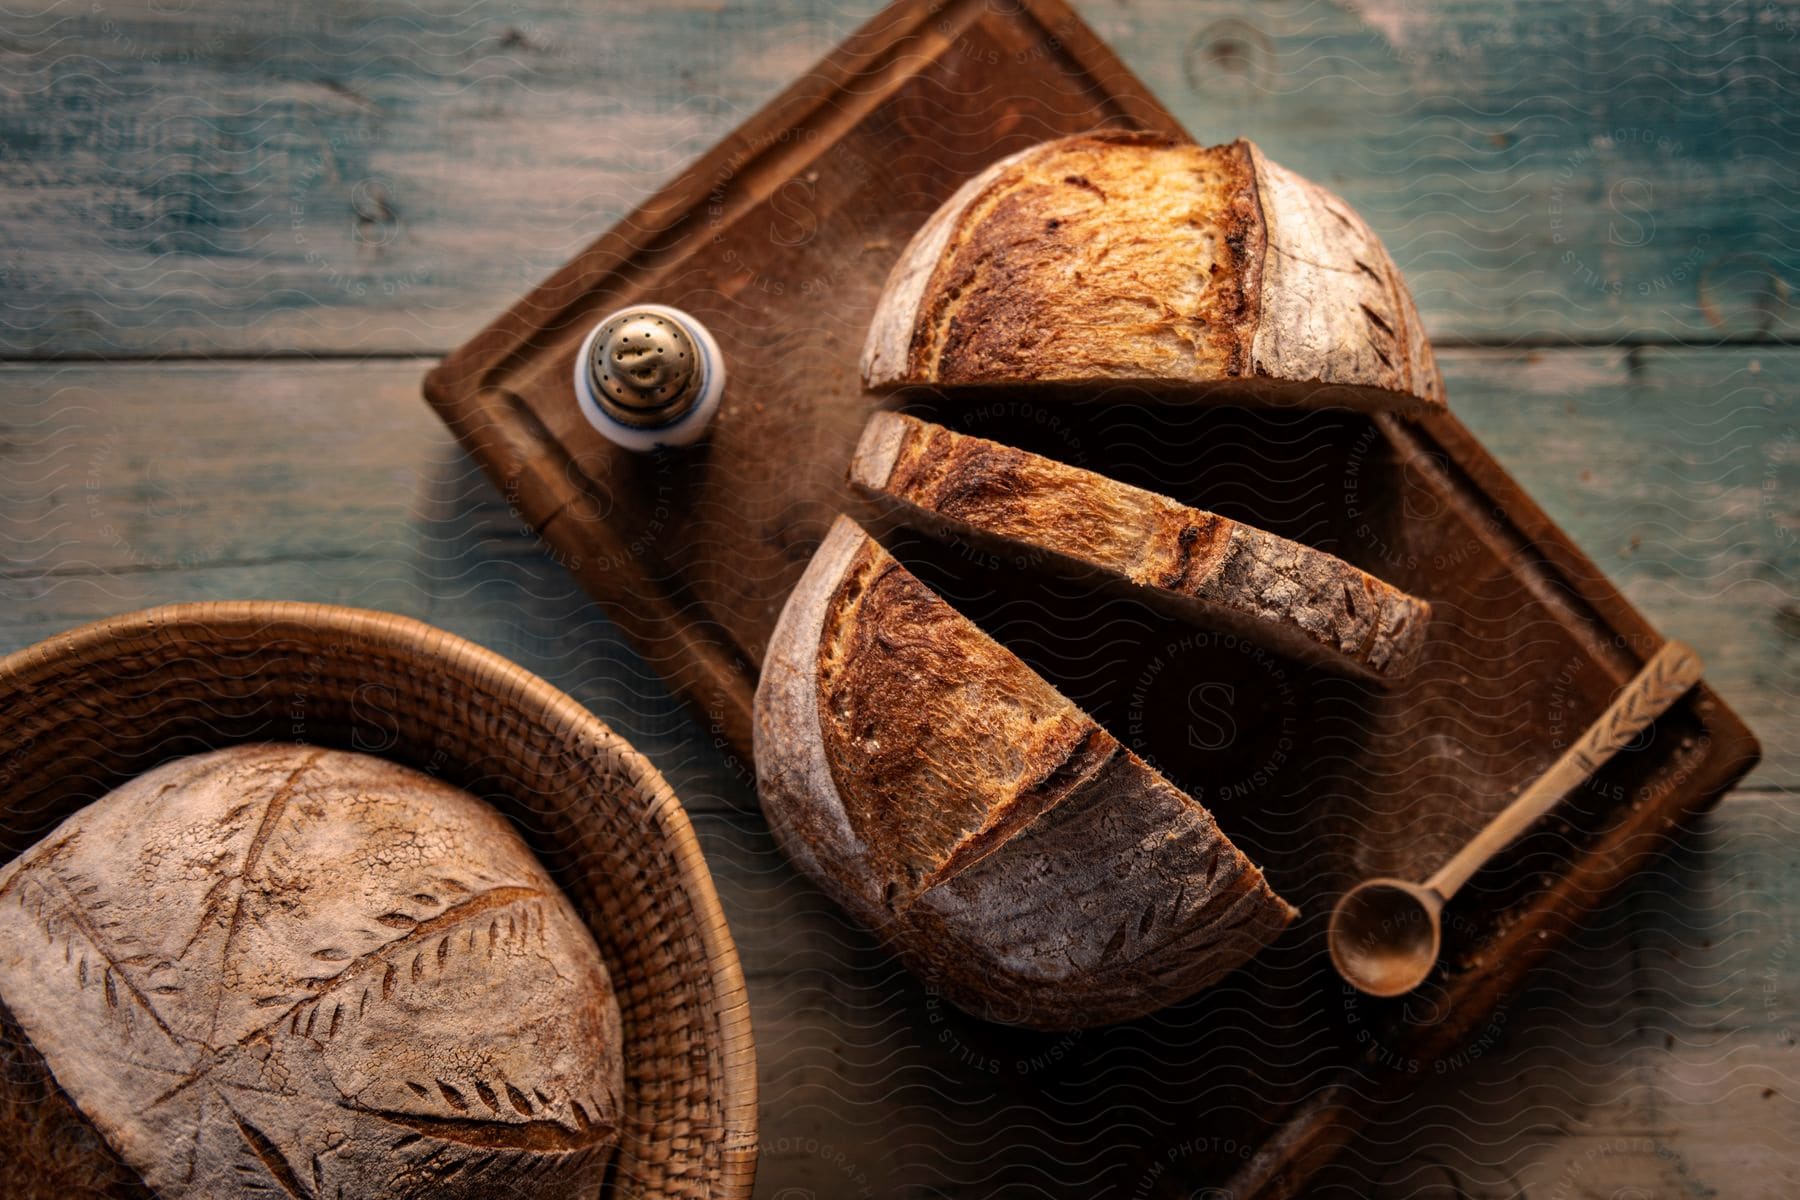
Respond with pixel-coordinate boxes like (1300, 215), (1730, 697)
(1328, 878), (1444, 998)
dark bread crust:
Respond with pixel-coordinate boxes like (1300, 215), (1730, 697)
(754, 517), (1296, 1030)
(850, 412), (1431, 680)
(862, 131), (1443, 413)
(899, 749), (1295, 1028)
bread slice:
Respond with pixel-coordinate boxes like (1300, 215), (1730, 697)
(850, 412), (1430, 681)
(754, 515), (1296, 1029)
(862, 131), (1442, 413)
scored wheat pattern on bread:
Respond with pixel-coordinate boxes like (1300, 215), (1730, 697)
(0, 744), (623, 1200)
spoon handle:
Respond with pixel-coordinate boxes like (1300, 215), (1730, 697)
(1425, 639), (1706, 901)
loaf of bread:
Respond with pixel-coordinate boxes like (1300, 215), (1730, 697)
(851, 412), (1431, 680)
(862, 131), (1442, 413)
(755, 516), (1297, 1029)
(0, 744), (623, 1200)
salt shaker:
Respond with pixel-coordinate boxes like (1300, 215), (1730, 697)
(573, 304), (725, 450)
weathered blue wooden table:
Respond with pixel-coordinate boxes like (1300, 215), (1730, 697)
(1, 0), (1795, 1194)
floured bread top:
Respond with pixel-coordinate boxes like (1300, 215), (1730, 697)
(0, 743), (623, 1200)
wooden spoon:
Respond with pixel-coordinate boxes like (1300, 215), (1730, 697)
(1329, 640), (1706, 997)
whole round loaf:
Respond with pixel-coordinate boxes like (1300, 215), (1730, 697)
(0, 743), (624, 1199)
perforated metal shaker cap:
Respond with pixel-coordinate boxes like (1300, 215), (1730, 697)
(588, 309), (702, 428)
(572, 304), (725, 451)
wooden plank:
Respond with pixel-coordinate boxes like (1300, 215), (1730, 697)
(1, 347), (1789, 784)
(0, 359), (760, 813)
(1449, 346), (1798, 791)
(1099, 0), (1800, 345)
(0, 359), (442, 573)
(2, 0), (1796, 357)
(1305, 788), (1800, 1198)
(708, 792), (1800, 1196)
(0, 0), (870, 358)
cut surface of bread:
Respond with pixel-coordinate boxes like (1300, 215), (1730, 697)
(850, 411), (1431, 680)
(862, 131), (1442, 413)
(754, 515), (1296, 1029)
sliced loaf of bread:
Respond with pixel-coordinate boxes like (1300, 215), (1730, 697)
(754, 516), (1297, 1029)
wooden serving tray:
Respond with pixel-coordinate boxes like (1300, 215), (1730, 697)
(422, 0), (1761, 1193)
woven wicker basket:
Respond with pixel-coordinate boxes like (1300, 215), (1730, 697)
(0, 601), (757, 1198)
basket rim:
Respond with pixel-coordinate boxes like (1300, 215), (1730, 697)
(0, 598), (759, 1194)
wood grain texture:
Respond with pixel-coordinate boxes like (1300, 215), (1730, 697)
(0, 744), (623, 1200)
(3, 0), (1797, 357)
